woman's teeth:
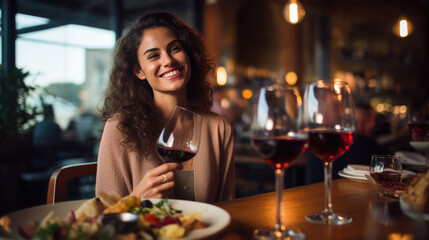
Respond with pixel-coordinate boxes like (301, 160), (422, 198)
(164, 70), (179, 77)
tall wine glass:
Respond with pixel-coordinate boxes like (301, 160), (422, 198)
(250, 84), (308, 240)
(303, 80), (355, 225)
(157, 106), (202, 163)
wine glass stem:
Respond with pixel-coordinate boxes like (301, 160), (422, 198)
(323, 161), (333, 217)
(275, 169), (285, 231)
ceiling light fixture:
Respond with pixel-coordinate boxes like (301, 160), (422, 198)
(393, 15), (413, 38)
(283, 0), (306, 24)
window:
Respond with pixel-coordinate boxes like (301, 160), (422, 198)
(16, 13), (115, 162)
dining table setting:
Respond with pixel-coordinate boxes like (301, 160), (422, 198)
(214, 176), (429, 240)
(1, 80), (428, 240)
(1, 174), (428, 240)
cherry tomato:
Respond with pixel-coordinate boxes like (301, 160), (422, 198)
(145, 214), (161, 226)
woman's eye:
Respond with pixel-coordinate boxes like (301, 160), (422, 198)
(148, 54), (159, 60)
(170, 47), (182, 53)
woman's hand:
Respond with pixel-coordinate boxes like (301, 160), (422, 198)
(130, 163), (183, 198)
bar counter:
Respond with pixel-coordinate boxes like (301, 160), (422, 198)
(215, 178), (429, 240)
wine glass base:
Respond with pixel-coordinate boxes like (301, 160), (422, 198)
(253, 227), (305, 240)
(305, 212), (352, 225)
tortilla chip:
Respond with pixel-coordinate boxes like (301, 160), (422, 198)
(97, 191), (121, 207)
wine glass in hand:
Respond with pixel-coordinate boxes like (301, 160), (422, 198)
(250, 84), (308, 240)
(303, 80), (355, 225)
(157, 106), (202, 163)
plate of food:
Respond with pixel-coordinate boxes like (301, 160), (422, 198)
(399, 171), (429, 221)
(0, 192), (231, 240)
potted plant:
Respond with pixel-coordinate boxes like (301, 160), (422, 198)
(0, 65), (40, 215)
(0, 65), (39, 157)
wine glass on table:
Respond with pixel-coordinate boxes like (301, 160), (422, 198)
(157, 106), (202, 163)
(250, 84), (308, 240)
(303, 80), (355, 225)
(369, 155), (403, 197)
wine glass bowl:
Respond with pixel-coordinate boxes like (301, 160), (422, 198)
(408, 121), (428, 142)
(157, 106), (202, 163)
(369, 155), (403, 195)
(250, 84), (307, 240)
(303, 80), (355, 225)
(369, 156), (402, 183)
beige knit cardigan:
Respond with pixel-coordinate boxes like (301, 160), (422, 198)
(95, 112), (236, 203)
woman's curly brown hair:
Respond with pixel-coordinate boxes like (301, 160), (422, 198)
(102, 12), (214, 156)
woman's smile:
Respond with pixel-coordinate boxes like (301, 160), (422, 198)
(160, 68), (182, 79)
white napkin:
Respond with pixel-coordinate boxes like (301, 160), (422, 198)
(343, 164), (369, 177)
(395, 151), (426, 166)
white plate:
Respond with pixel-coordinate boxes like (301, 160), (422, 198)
(343, 165), (368, 177)
(409, 141), (429, 152)
(403, 169), (417, 179)
(347, 164), (370, 175)
(395, 151), (427, 166)
(399, 197), (429, 221)
(338, 170), (369, 183)
(1, 199), (231, 240)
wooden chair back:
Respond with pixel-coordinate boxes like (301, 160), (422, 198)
(47, 162), (97, 204)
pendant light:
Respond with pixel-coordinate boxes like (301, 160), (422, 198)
(393, 15), (413, 38)
(283, 0), (306, 24)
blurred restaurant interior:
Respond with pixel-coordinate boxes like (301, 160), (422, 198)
(0, 0), (428, 215)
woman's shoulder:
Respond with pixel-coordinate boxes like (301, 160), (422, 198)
(102, 114), (123, 135)
(202, 111), (228, 122)
(202, 112), (233, 131)
(105, 113), (122, 124)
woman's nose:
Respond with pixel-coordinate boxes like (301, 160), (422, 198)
(161, 52), (175, 67)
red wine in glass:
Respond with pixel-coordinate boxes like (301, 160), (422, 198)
(157, 145), (196, 163)
(252, 137), (308, 170)
(369, 155), (404, 192)
(308, 130), (354, 163)
(408, 122), (429, 141)
(250, 84), (307, 239)
(157, 106), (202, 164)
(303, 80), (355, 225)
(370, 171), (402, 184)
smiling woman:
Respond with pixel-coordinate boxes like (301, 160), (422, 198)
(96, 12), (236, 203)
(134, 28), (192, 96)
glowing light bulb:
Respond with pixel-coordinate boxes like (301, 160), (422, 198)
(393, 15), (413, 38)
(289, 3), (298, 23)
(283, 0), (306, 24)
(216, 66), (227, 85)
(242, 89), (253, 99)
(400, 19), (408, 37)
(285, 71), (298, 85)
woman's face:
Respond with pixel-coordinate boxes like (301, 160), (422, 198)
(135, 27), (191, 96)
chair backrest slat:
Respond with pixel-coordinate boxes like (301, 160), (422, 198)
(47, 162), (97, 204)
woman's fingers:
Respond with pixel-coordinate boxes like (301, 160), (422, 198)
(130, 166), (178, 198)
(148, 181), (175, 198)
(158, 171), (176, 185)
(148, 163), (183, 177)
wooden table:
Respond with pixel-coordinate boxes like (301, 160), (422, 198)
(215, 178), (429, 240)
